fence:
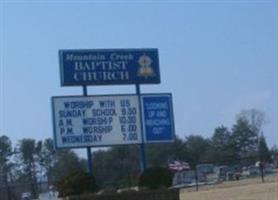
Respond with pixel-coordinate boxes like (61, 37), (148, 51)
(0, 182), (50, 200)
(171, 156), (278, 191)
(1, 154), (277, 199)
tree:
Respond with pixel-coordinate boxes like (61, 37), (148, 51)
(51, 149), (86, 181)
(231, 118), (258, 158)
(233, 109), (270, 164)
(237, 109), (267, 135)
(39, 138), (55, 185)
(0, 135), (13, 182)
(271, 145), (278, 154)
(185, 135), (210, 167)
(270, 145), (278, 166)
(208, 126), (236, 163)
(93, 145), (140, 188)
(0, 135), (13, 200)
(146, 137), (186, 166)
(258, 133), (271, 162)
(16, 139), (42, 198)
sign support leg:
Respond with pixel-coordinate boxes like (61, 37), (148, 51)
(136, 84), (147, 173)
(83, 86), (93, 176)
(87, 147), (93, 175)
(140, 143), (146, 173)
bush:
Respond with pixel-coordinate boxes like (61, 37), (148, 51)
(138, 167), (173, 190)
(57, 171), (99, 197)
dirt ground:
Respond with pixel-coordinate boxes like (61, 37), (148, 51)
(180, 176), (278, 200)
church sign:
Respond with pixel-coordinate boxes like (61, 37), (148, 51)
(52, 94), (142, 148)
(59, 49), (160, 86)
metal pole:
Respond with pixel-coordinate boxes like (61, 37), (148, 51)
(195, 167), (199, 191)
(83, 85), (93, 176)
(260, 162), (265, 183)
(136, 84), (147, 173)
(87, 147), (93, 175)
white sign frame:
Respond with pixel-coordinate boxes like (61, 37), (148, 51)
(52, 94), (142, 149)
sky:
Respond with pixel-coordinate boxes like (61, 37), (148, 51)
(0, 1), (277, 153)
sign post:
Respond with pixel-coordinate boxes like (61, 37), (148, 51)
(136, 84), (147, 172)
(82, 85), (93, 175)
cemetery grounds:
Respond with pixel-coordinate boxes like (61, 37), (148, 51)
(180, 172), (278, 200)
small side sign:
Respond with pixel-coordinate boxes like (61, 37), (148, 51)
(141, 94), (175, 143)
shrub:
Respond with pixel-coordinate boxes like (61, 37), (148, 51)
(138, 167), (173, 190)
(56, 171), (99, 197)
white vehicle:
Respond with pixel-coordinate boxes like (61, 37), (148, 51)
(21, 192), (31, 200)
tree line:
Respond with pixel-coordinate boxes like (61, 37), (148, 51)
(0, 137), (87, 198)
(0, 109), (277, 193)
(92, 109), (277, 187)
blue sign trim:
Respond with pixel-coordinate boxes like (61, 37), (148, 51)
(59, 48), (160, 86)
(141, 93), (175, 143)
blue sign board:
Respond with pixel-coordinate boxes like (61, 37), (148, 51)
(141, 94), (175, 143)
(59, 49), (160, 86)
